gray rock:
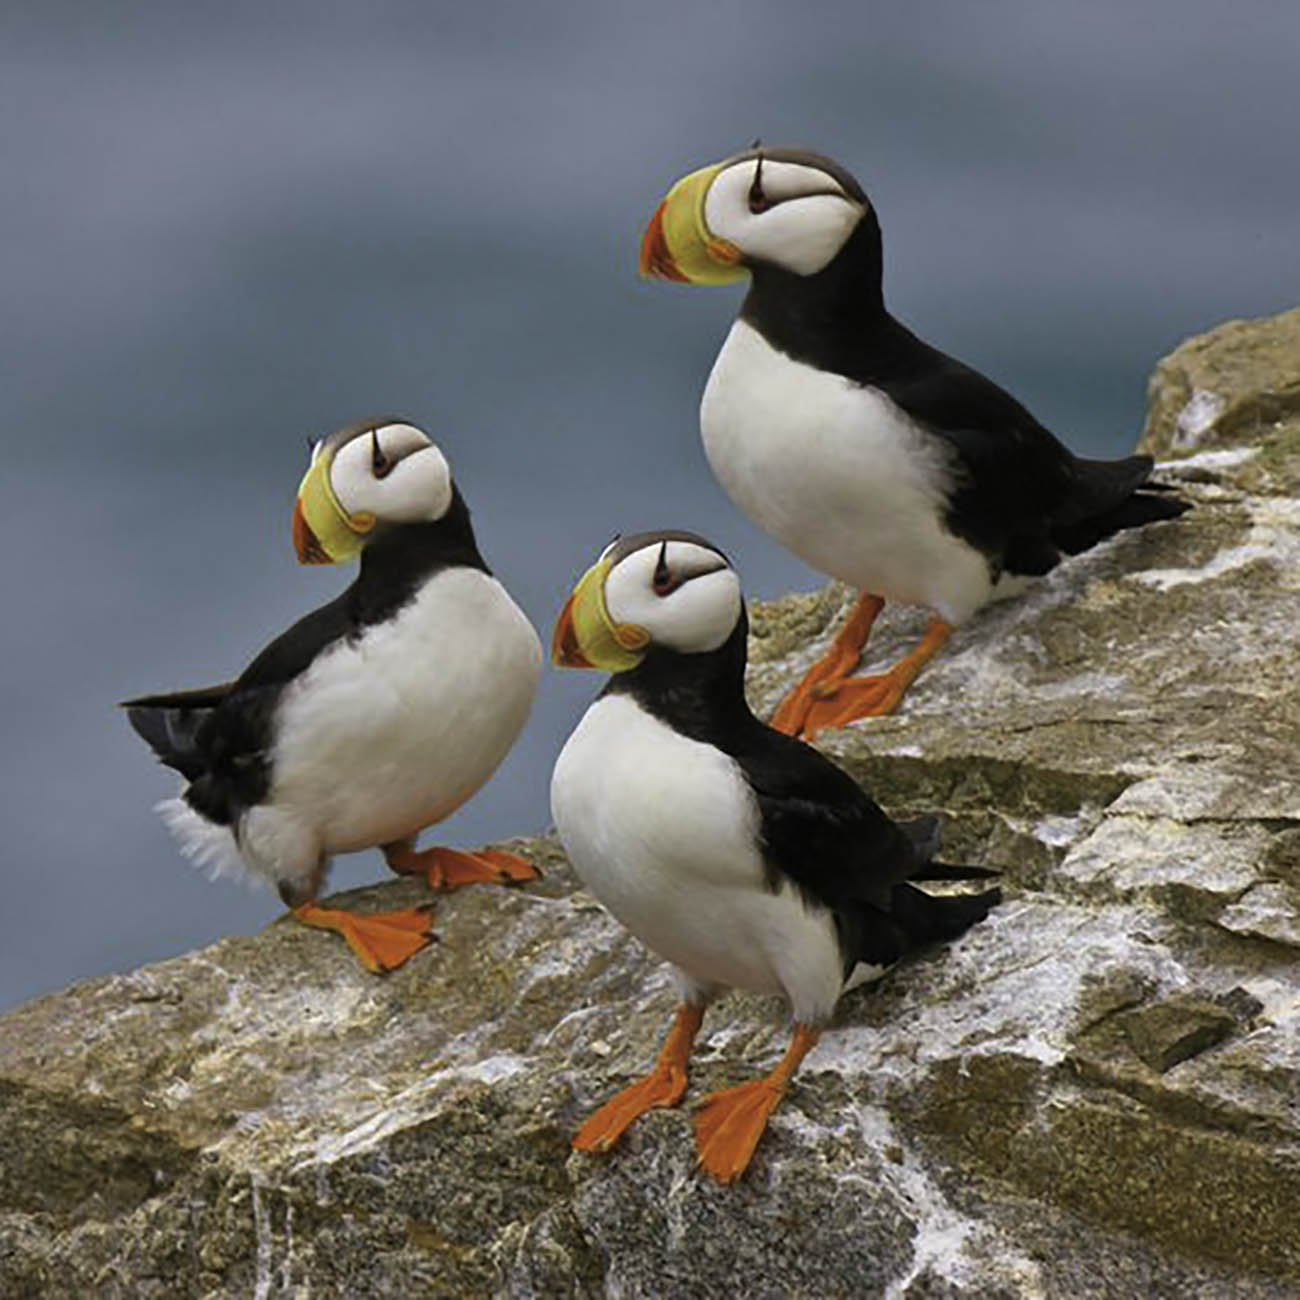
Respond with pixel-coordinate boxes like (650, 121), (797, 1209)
(4, 308), (1300, 1297)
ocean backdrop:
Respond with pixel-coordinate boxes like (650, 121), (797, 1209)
(3, 1), (1298, 1010)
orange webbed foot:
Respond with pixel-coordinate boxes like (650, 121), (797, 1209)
(294, 902), (435, 974)
(572, 1004), (704, 1154)
(693, 1077), (788, 1183)
(794, 617), (953, 740)
(572, 1066), (690, 1153)
(769, 593), (884, 737)
(800, 670), (910, 736)
(692, 1023), (820, 1183)
(387, 844), (540, 891)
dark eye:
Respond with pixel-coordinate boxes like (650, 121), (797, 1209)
(652, 542), (677, 596)
(371, 429), (394, 479)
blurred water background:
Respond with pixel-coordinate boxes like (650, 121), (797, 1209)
(3, 2), (1298, 1010)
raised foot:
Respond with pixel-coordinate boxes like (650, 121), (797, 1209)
(294, 902), (435, 974)
(693, 1077), (787, 1183)
(390, 845), (540, 891)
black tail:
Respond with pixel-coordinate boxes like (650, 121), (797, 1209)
(890, 879), (1002, 947)
(120, 683), (231, 782)
(124, 705), (211, 781)
(1051, 454), (1190, 556)
(1052, 489), (1190, 555)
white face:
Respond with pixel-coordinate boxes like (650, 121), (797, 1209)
(603, 537), (741, 654)
(323, 421), (453, 524)
(705, 156), (866, 276)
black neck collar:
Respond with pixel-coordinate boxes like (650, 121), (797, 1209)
(601, 608), (759, 748)
(739, 209), (900, 377)
(351, 483), (489, 626)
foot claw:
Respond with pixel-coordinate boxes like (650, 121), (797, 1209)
(475, 848), (542, 884)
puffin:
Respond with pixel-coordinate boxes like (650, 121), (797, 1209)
(640, 145), (1189, 738)
(123, 417), (542, 972)
(550, 530), (999, 1182)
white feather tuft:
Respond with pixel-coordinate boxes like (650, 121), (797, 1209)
(155, 797), (265, 891)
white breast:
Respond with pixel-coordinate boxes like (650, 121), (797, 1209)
(260, 567), (541, 859)
(550, 694), (849, 1023)
(700, 318), (995, 623)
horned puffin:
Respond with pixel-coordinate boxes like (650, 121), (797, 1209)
(550, 530), (999, 1182)
(123, 417), (542, 972)
(640, 146), (1189, 738)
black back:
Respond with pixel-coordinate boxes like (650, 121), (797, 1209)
(123, 485), (487, 828)
(603, 607), (999, 974)
(739, 205), (1185, 576)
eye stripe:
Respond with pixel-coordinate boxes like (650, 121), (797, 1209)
(652, 541), (678, 595)
(371, 428), (396, 479)
(748, 150), (769, 214)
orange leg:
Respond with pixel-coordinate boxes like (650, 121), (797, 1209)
(294, 901), (435, 974)
(693, 1022), (821, 1183)
(573, 1003), (705, 1153)
(800, 617), (952, 739)
(385, 843), (540, 891)
(769, 594), (884, 736)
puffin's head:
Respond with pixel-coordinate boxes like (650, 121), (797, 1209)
(552, 531), (740, 672)
(293, 417), (454, 564)
(640, 145), (870, 284)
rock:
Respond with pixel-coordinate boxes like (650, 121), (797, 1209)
(3, 307), (1300, 1297)
(1138, 304), (1300, 494)
(1114, 996), (1237, 1073)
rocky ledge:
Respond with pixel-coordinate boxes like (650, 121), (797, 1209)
(3, 309), (1299, 1298)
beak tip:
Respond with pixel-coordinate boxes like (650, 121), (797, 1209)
(292, 499), (333, 565)
(640, 199), (685, 283)
(551, 590), (595, 670)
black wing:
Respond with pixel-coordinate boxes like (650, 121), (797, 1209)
(734, 726), (999, 972)
(873, 320), (1182, 564)
(121, 587), (358, 824)
(871, 325), (1076, 550)
(734, 726), (924, 911)
(122, 682), (237, 782)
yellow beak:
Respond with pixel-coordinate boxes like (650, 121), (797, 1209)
(639, 162), (746, 285)
(551, 557), (650, 672)
(292, 453), (375, 565)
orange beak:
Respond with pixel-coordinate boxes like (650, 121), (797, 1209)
(640, 199), (690, 281)
(551, 591), (593, 668)
(292, 498), (332, 565)
(638, 162), (746, 286)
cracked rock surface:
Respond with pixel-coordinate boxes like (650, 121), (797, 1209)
(3, 308), (1299, 1297)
